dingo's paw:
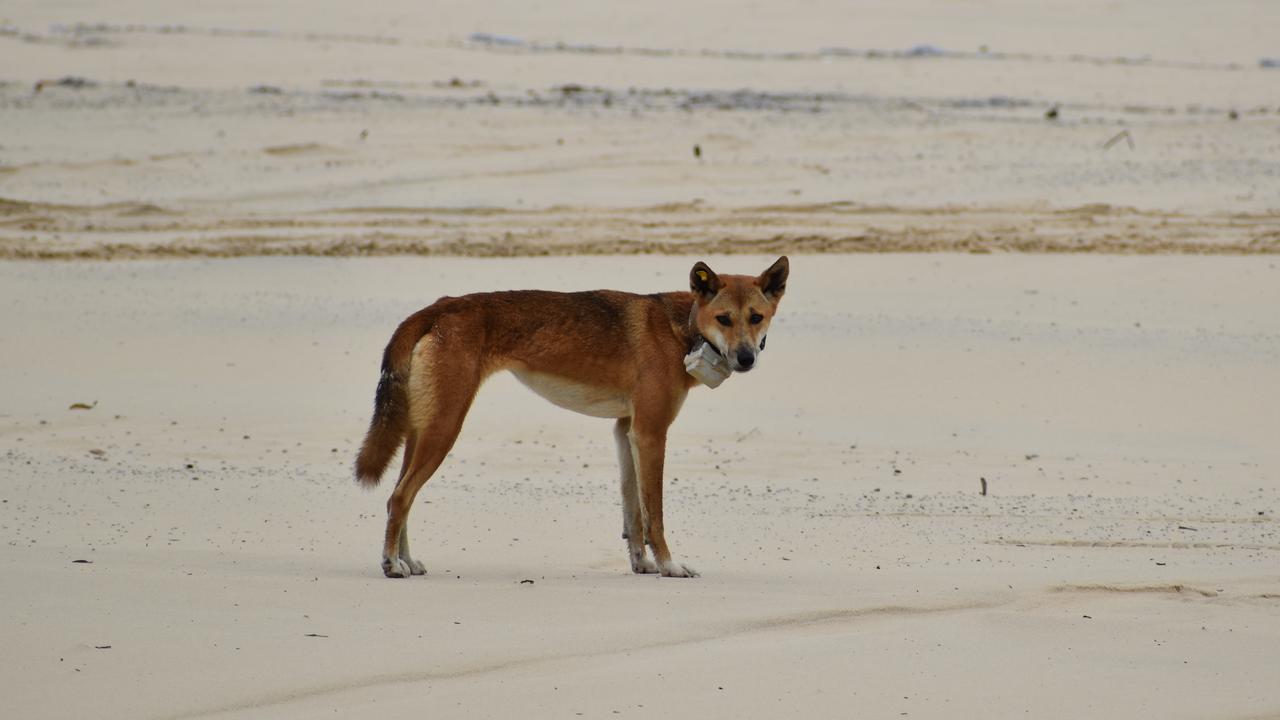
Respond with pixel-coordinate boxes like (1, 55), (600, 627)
(631, 555), (658, 574)
(403, 557), (427, 576)
(659, 561), (700, 578)
(382, 557), (411, 578)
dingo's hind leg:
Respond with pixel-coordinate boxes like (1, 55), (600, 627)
(381, 334), (481, 578)
(390, 435), (427, 575)
(382, 411), (470, 578)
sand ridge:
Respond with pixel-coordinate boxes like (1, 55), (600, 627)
(3, 198), (1278, 259)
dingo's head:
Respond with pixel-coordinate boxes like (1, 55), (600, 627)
(689, 256), (789, 373)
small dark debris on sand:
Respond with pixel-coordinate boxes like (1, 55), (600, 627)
(34, 76), (97, 93)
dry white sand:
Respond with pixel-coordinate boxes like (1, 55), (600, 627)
(2, 255), (1278, 719)
(2, 1), (1280, 718)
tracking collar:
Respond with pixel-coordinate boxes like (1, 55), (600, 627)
(684, 335), (731, 388)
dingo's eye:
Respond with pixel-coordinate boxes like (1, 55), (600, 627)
(716, 315), (732, 327)
(749, 313), (764, 325)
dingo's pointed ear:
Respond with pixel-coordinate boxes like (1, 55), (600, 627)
(690, 261), (722, 298)
(759, 256), (789, 302)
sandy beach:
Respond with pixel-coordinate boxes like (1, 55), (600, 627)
(3, 255), (1279, 719)
(3, 2), (1279, 719)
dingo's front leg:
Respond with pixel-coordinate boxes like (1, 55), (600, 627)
(615, 418), (657, 574)
(629, 420), (698, 579)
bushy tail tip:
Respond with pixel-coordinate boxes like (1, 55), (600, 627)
(353, 369), (408, 488)
(353, 307), (434, 488)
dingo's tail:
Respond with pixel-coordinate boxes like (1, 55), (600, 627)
(354, 309), (434, 487)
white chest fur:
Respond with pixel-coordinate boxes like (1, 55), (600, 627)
(510, 370), (631, 419)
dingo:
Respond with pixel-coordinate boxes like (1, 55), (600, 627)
(355, 257), (789, 578)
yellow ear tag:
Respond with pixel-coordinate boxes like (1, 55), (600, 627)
(696, 270), (709, 282)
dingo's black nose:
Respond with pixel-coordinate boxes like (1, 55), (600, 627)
(736, 350), (755, 369)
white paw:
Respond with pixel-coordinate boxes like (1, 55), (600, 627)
(631, 555), (658, 574)
(403, 557), (427, 576)
(659, 561), (700, 578)
(382, 557), (410, 578)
